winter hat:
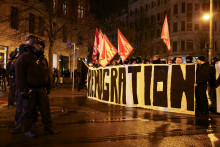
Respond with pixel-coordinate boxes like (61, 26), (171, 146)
(198, 56), (205, 61)
(186, 56), (192, 61)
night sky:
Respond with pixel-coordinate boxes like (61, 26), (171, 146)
(90, 0), (128, 20)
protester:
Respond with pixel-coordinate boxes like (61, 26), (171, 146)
(144, 59), (150, 64)
(6, 51), (17, 107)
(152, 55), (161, 64)
(172, 57), (176, 64)
(194, 56), (211, 116)
(175, 57), (183, 64)
(186, 56), (193, 63)
(168, 59), (172, 64)
(209, 56), (219, 114)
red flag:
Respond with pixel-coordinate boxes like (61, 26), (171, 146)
(161, 15), (171, 50)
(92, 29), (99, 63)
(118, 29), (133, 63)
(98, 30), (104, 55)
(99, 35), (118, 67)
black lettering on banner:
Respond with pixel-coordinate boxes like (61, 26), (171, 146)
(119, 68), (126, 104)
(87, 69), (91, 97)
(144, 66), (152, 105)
(128, 66), (141, 104)
(153, 66), (168, 107)
(98, 69), (103, 100)
(171, 65), (195, 111)
(94, 70), (99, 98)
(103, 69), (110, 101)
(111, 68), (118, 102)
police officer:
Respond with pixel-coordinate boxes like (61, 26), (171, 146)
(7, 50), (17, 107)
(11, 42), (38, 134)
(194, 56), (211, 116)
(15, 39), (56, 137)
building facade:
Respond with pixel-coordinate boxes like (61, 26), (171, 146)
(0, 0), (91, 76)
(126, 0), (220, 60)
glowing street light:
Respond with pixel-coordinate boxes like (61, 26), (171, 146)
(203, 14), (210, 20)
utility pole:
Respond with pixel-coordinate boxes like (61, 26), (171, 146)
(209, 0), (214, 63)
(72, 43), (75, 92)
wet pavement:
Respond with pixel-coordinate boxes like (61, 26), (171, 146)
(1, 86), (220, 146)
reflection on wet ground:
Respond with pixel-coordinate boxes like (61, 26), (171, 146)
(1, 93), (220, 146)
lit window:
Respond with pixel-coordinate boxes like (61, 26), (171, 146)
(63, 0), (67, 15)
(78, 5), (84, 19)
(53, 0), (56, 10)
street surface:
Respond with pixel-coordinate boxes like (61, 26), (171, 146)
(0, 86), (220, 147)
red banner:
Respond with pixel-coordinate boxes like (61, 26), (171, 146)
(161, 15), (171, 51)
(99, 35), (118, 67)
(118, 29), (133, 63)
(92, 29), (99, 63)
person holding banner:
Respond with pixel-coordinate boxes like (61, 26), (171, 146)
(209, 57), (219, 114)
(194, 56), (211, 116)
(152, 55), (161, 64)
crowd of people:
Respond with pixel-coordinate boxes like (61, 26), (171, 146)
(91, 54), (220, 117)
(6, 35), (57, 138)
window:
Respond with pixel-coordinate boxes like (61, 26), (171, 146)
(151, 15), (154, 24)
(151, 2), (154, 9)
(182, 2), (185, 13)
(21, 0), (28, 2)
(38, 16), (44, 36)
(173, 22), (178, 32)
(53, 0), (56, 10)
(135, 8), (138, 15)
(157, 0), (160, 6)
(195, 3), (200, 11)
(173, 41), (178, 52)
(195, 24), (199, 30)
(187, 3), (192, 11)
(187, 40), (193, 51)
(145, 4), (148, 11)
(29, 13), (35, 33)
(63, 26), (67, 42)
(181, 41), (185, 51)
(187, 23), (192, 31)
(11, 7), (19, 30)
(157, 13), (160, 22)
(174, 4), (178, 14)
(78, 5), (84, 18)
(181, 21), (185, 31)
(157, 29), (160, 37)
(164, 0), (167, 4)
(63, 0), (67, 15)
(187, 13), (192, 22)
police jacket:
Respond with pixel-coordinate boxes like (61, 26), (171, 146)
(15, 48), (50, 92)
(196, 62), (211, 86)
(7, 58), (16, 85)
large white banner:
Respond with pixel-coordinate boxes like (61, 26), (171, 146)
(88, 64), (196, 115)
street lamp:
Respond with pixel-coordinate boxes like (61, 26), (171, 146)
(202, 0), (214, 63)
(203, 14), (210, 20)
(209, 0), (214, 63)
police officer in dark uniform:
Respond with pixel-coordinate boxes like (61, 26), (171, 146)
(15, 39), (56, 137)
(194, 56), (211, 116)
(7, 50), (17, 107)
